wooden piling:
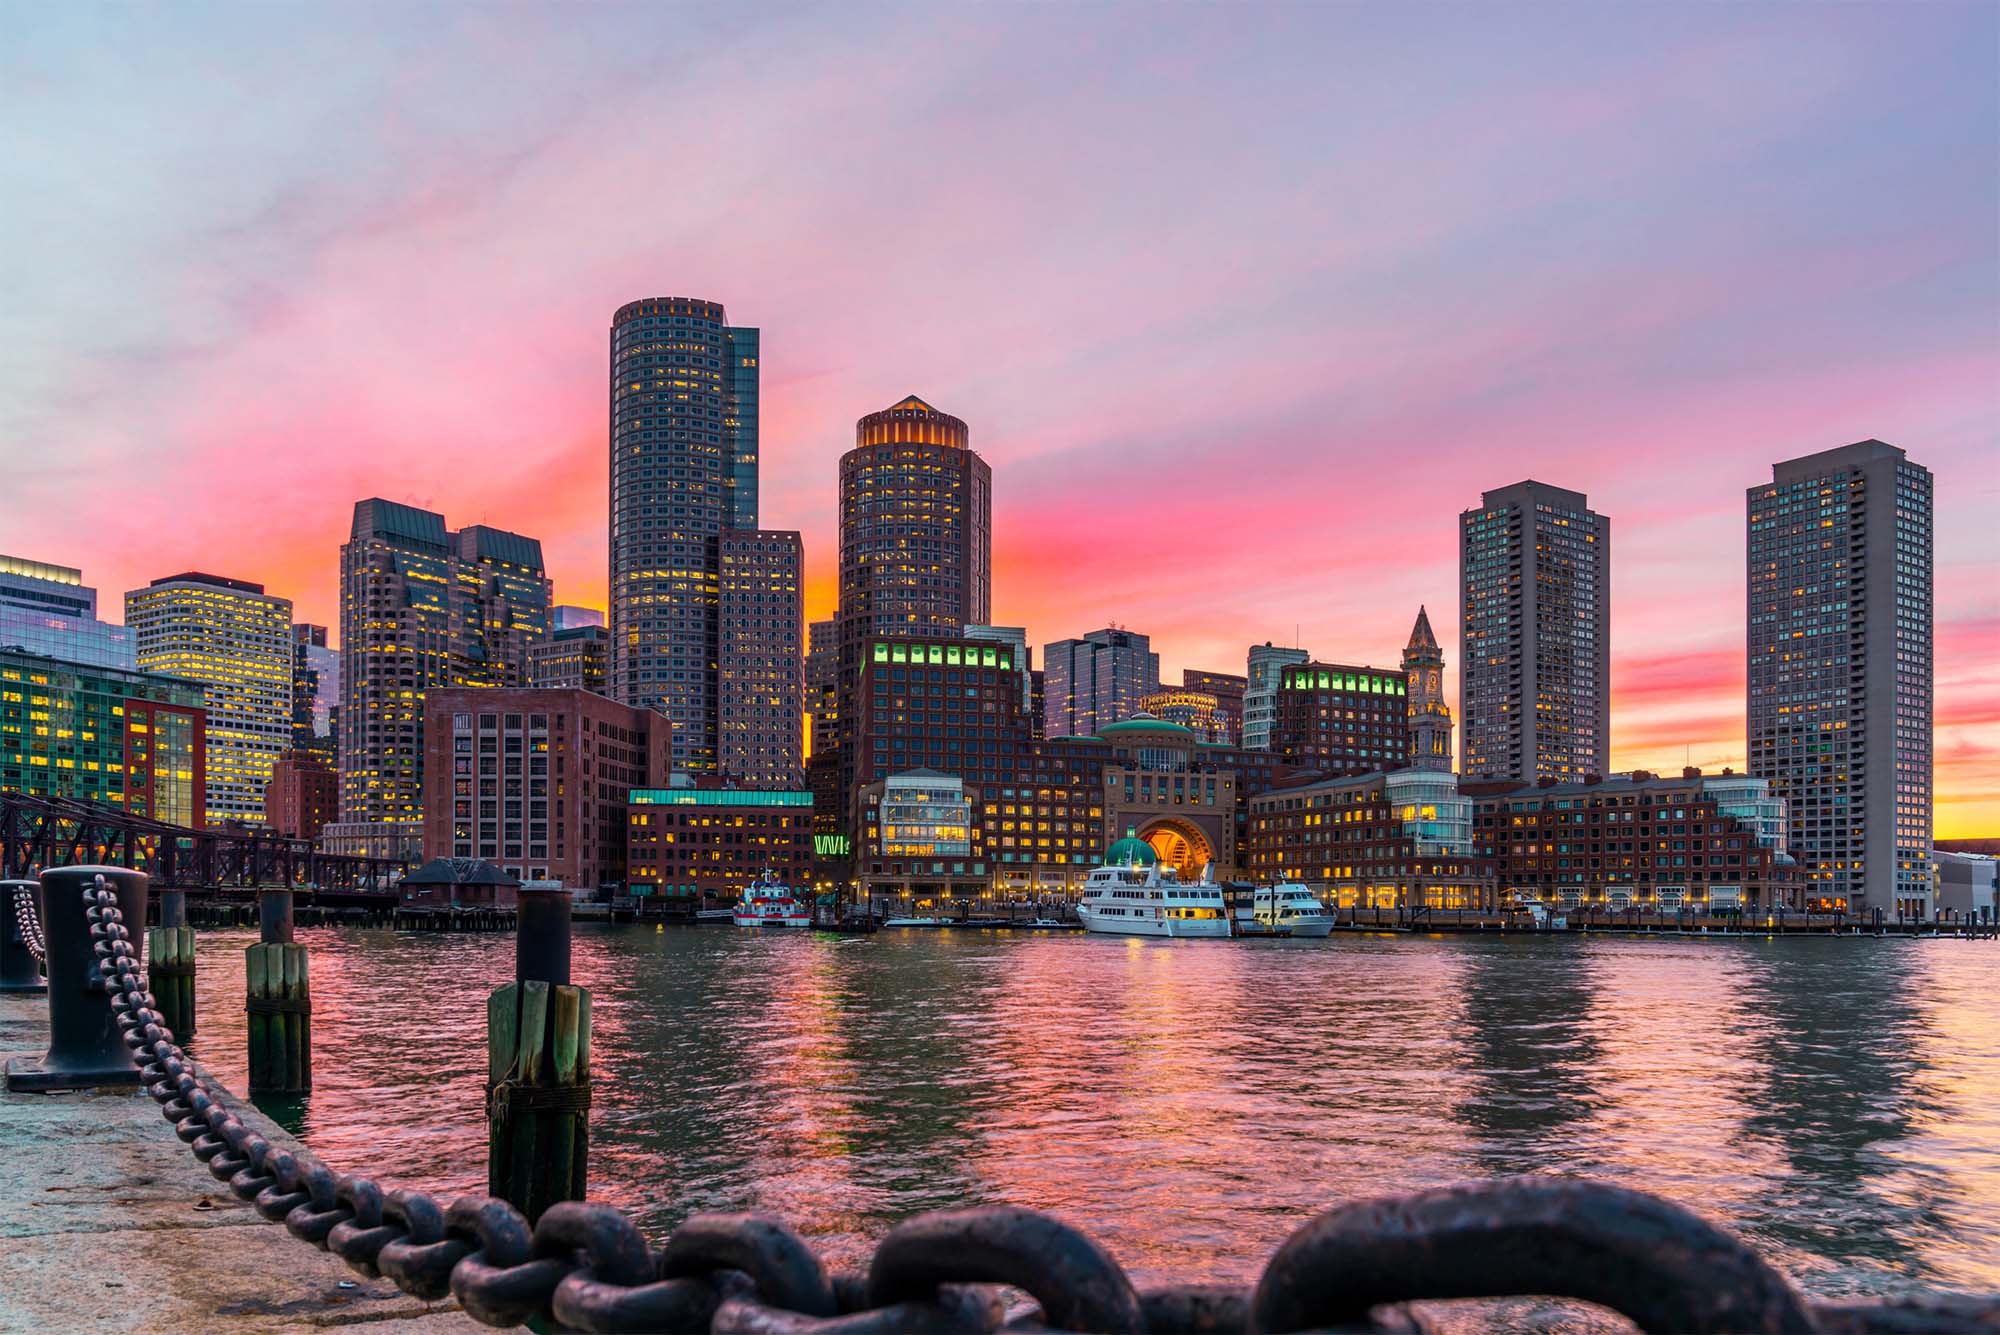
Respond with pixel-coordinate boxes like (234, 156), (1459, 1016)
(245, 940), (310, 1094)
(486, 888), (590, 1224)
(144, 924), (196, 1039)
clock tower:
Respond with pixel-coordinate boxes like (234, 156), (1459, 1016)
(1403, 606), (1454, 773)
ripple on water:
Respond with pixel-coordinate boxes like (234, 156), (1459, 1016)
(188, 927), (2000, 1311)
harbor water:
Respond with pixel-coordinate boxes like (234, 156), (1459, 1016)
(186, 926), (2000, 1309)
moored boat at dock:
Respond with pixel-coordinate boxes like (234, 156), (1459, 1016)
(731, 872), (811, 928)
(1076, 834), (1231, 938)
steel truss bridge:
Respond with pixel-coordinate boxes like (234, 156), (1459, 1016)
(0, 791), (406, 896)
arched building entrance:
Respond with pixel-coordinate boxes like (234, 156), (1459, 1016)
(1139, 818), (1215, 880)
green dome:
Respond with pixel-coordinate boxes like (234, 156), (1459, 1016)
(1096, 713), (1196, 739)
(1105, 830), (1158, 866)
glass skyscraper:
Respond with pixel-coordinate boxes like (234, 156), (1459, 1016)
(1747, 440), (1932, 917)
(0, 555), (136, 671)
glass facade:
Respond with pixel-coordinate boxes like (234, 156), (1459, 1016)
(0, 649), (205, 822)
(0, 555), (136, 670)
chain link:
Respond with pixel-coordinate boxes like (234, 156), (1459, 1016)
(13, 882), (45, 963)
(74, 873), (2000, 1334)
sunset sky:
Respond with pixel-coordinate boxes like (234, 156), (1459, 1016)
(2, 3), (1994, 833)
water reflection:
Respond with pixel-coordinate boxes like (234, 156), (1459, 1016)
(187, 925), (2000, 1302)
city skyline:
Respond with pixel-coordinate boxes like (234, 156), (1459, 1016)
(2, 4), (1993, 833)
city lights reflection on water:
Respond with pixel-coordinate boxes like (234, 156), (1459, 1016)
(190, 927), (2000, 1307)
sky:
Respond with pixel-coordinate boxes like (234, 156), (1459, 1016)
(1, 2), (1995, 834)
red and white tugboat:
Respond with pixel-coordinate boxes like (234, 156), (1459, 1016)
(731, 871), (812, 928)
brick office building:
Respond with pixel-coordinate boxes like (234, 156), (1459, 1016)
(264, 748), (337, 840)
(1270, 662), (1411, 775)
(1465, 768), (1800, 912)
(422, 687), (669, 890)
(625, 787), (814, 903)
(1246, 769), (1494, 910)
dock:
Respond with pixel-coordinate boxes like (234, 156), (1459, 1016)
(0, 991), (478, 1333)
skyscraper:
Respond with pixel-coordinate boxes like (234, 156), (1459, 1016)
(1041, 629), (1159, 737)
(1748, 440), (1932, 918)
(717, 528), (804, 787)
(1242, 643), (1309, 751)
(1181, 669), (1247, 746)
(832, 396), (991, 824)
(125, 573), (293, 826)
(291, 623), (338, 761)
(1402, 606), (1453, 773)
(607, 297), (759, 773)
(332, 498), (550, 853)
(1459, 481), (1609, 783)
(529, 626), (610, 694)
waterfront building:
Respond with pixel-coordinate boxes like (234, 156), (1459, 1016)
(1246, 769), (1493, 910)
(607, 297), (759, 774)
(291, 624), (338, 763)
(1465, 768), (1800, 912)
(1933, 850), (1996, 922)
(1401, 608), (1453, 773)
(625, 786), (813, 903)
(528, 625), (610, 695)
(331, 499), (551, 859)
(0, 648), (205, 824)
(717, 528), (804, 788)
(1242, 643), (1309, 751)
(858, 769), (985, 904)
(831, 395), (991, 830)
(1042, 628), (1159, 738)
(1181, 669), (1246, 745)
(551, 605), (605, 632)
(1459, 481), (1609, 783)
(0, 555), (135, 670)
(264, 748), (336, 840)
(1748, 440), (1932, 918)
(849, 639), (1311, 902)
(423, 687), (669, 889)
(1134, 687), (1231, 743)
(126, 572), (292, 827)
(1270, 662), (1410, 775)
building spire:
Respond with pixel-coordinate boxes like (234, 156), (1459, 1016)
(1407, 605), (1439, 653)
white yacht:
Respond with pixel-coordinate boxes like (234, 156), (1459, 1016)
(1241, 882), (1335, 937)
(732, 871), (811, 928)
(1076, 834), (1231, 939)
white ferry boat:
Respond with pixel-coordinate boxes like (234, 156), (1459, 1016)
(1076, 834), (1232, 939)
(1240, 882), (1335, 937)
(732, 872), (812, 928)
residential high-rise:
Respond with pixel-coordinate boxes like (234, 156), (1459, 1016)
(832, 396), (991, 826)
(1041, 628), (1159, 738)
(718, 528), (804, 788)
(333, 499), (550, 854)
(806, 619), (839, 765)
(291, 624), (338, 762)
(1402, 607), (1453, 773)
(607, 297), (759, 773)
(1242, 643), (1309, 751)
(126, 573), (293, 826)
(529, 625), (610, 695)
(0, 555), (135, 670)
(1459, 481), (1609, 783)
(1748, 440), (1932, 917)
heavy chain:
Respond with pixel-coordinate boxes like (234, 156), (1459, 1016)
(79, 875), (2000, 1334)
(13, 882), (45, 963)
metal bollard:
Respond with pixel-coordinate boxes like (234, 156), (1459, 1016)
(5, 865), (149, 1091)
(246, 887), (309, 1093)
(488, 887), (590, 1223)
(2, 878), (46, 994)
